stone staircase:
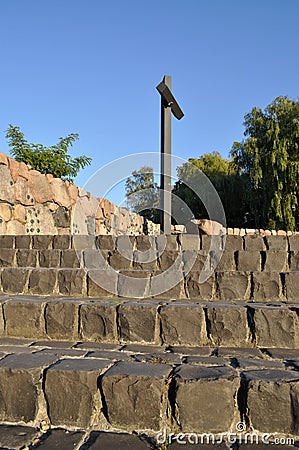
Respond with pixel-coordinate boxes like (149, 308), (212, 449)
(0, 233), (299, 449)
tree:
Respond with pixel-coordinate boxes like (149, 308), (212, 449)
(5, 125), (92, 182)
(125, 166), (159, 222)
(173, 151), (249, 227)
(231, 96), (299, 230)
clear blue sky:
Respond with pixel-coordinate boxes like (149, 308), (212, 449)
(0, 0), (298, 203)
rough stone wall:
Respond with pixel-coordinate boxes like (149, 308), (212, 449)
(0, 152), (160, 236)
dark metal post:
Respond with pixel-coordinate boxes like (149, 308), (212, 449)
(156, 76), (184, 234)
(160, 75), (172, 234)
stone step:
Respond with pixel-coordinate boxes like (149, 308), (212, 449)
(0, 338), (299, 443)
(1, 296), (299, 348)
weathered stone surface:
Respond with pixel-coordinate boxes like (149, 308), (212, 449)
(33, 429), (84, 450)
(72, 235), (96, 250)
(244, 235), (266, 250)
(13, 203), (27, 224)
(32, 235), (53, 249)
(100, 361), (171, 430)
(133, 249), (158, 270)
(45, 301), (78, 340)
(28, 170), (53, 203)
(6, 219), (26, 234)
(242, 369), (299, 434)
(80, 302), (116, 342)
(39, 249), (60, 268)
(265, 235), (288, 251)
(215, 250), (235, 271)
(0, 203), (12, 222)
(252, 306), (299, 348)
(284, 272), (299, 301)
(149, 266), (185, 299)
(0, 248), (15, 267)
(264, 251), (288, 271)
(206, 305), (251, 347)
(53, 235), (71, 249)
(109, 250), (133, 270)
(60, 249), (81, 268)
(0, 353), (57, 422)
(97, 235), (116, 250)
(87, 269), (117, 297)
(186, 272), (215, 300)
(50, 177), (72, 208)
(88, 432), (152, 449)
(252, 271), (281, 301)
(0, 235), (14, 248)
(182, 250), (207, 274)
(216, 271), (250, 301)
(233, 357), (284, 369)
(118, 302), (157, 343)
(0, 165), (14, 203)
(1, 268), (28, 293)
(288, 235), (299, 251)
(15, 235), (31, 248)
(0, 424), (38, 449)
(159, 303), (206, 345)
(118, 270), (150, 298)
(83, 249), (108, 269)
(237, 251), (261, 271)
(28, 269), (57, 295)
(58, 269), (85, 295)
(156, 235), (179, 252)
(223, 235), (244, 251)
(53, 206), (70, 228)
(45, 358), (110, 427)
(16, 249), (37, 267)
(3, 299), (45, 338)
(174, 365), (239, 432)
(179, 234), (201, 250)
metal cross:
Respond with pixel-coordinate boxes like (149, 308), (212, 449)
(156, 75), (184, 234)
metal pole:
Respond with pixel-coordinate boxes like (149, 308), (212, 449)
(160, 75), (172, 234)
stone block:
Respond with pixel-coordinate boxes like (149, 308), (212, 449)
(0, 165), (14, 203)
(288, 235), (299, 251)
(58, 269), (85, 296)
(28, 269), (57, 295)
(53, 235), (71, 249)
(80, 302), (116, 342)
(173, 365), (239, 432)
(159, 303), (206, 345)
(39, 250), (60, 268)
(117, 301), (157, 343)
(223, 235), (244, 251)
(251, 306), (299, 348)
(83, 249), (108, 269)
(237, 251), (261, 271)
(216, 272), (250, 301)
(156, 234), (179, 252)
(0, 353), (57, 422)
(16, 249), (37, 267)
(45, 358), (110, 428)
(185, 271), (214, 300)
(265, 235), (288, 251)
(135, 235), (156, 251)
(133, 249), (158, 270)
(121, 272), (151, 299)
(0, 236), (14, 248)
(32, 235), (53, 249)
(252, 272), (281, 301)
(32, 429), (84, 450)
(97, 235), (115, 250)
(242, 369), (299, 434)
(215, 250), (235, 271)
(284, 272), (299, 301)
(3, 299), (45, 338)
(109, 250), (133, 270)
(15, 235), (31, 249)
(87, 269), (118, 297)
(45, 300), (79, 340)
(289, 251), (299, 270)
(158, 251), (182, 271)
(72, 235), (96, 250)
(244, 235), (266, 250)
(1, 268), (29, 293)
(206, 304), (251, 347)
(100, 361), (172, 430)
(179, 234), (201, 250)
(264, 251), (288, 271)
(28, 170), (53, 203)
(149, 270), (186, 299)
(0, 249), (15, 267)
(60, 249), (81, 268)
(0, 425), (39, 450)
(182, 250), (207, 274)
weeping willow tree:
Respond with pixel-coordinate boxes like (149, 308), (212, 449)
(173, 151), (249, 227)
(231, 96), (299, 230)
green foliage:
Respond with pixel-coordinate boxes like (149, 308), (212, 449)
(5, 125), (92, 182)
(125, 166), (159, 222)
(231, 96), (299, 230)
(173, 151), (249, 227)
